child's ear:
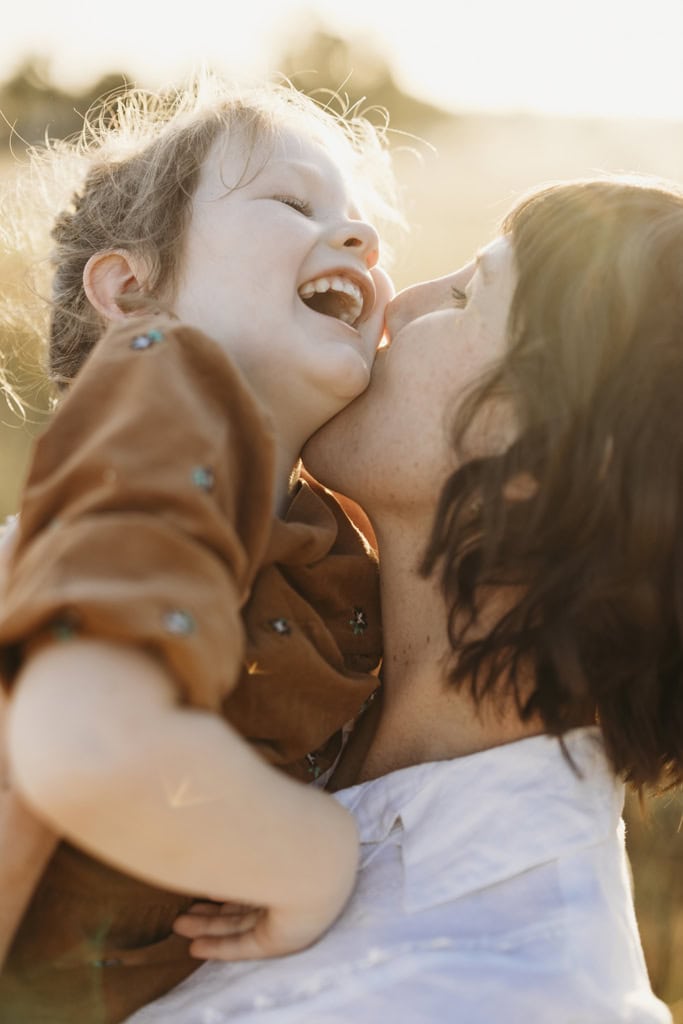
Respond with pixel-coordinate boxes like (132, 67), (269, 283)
(83, 250), (150, 322)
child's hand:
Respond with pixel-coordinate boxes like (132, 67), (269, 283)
(173, 900), (264, 953)
(172, 896), (333, 961)
(173, 841), (357, 962)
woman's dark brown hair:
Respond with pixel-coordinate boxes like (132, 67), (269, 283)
(423, 178), (683, 790)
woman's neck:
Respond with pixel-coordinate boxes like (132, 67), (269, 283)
(336, 512), (541, 788)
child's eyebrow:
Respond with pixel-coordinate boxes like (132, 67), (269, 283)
(265, 160), (360, 216)
(265, 159), (326, 186)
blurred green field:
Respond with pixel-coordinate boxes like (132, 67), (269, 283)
(2, 110), (683, 1019)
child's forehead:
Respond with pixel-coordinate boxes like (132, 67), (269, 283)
(268, 129), (359, 183)
(202, 123), (364, 206)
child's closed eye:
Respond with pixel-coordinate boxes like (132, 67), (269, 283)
(273, 195), (313, 217)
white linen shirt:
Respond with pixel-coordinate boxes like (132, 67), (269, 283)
(126, 728), (671, 1024)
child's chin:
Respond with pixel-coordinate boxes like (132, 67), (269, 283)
(330, 351), (372, 401)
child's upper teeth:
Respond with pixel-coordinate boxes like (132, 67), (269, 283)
(298, 275), (364, 323)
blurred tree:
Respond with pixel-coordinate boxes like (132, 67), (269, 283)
(0, 56), (127, 150)
(275, 28), (449, 133)
(0, 30), (450, 154)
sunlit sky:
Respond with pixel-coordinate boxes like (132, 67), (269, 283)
(3, 0), (683, 120)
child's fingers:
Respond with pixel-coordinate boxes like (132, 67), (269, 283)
(186, 912), (322, 963)
(187, 909), (320, 962)
(188, 929), (272, 962)
(174, 907), (263, 938)
(183, 901), (223, 916)
(184, 900), (259, 916)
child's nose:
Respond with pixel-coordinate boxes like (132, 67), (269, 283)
(329, 219), (380, 268)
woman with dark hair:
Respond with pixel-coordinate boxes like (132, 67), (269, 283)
(129, 177), (681, 1023)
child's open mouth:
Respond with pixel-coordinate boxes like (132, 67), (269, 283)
(298, 274), (367, 327)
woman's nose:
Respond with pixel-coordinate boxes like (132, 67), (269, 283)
(386, 276), (456, 339)
(386, 261), (477, 339)
(328, 219), (380, 268)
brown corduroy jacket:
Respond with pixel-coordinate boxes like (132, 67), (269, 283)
(0, 319), (381, 1024)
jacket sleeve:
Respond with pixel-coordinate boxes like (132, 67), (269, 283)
(0, 317), (275, 710)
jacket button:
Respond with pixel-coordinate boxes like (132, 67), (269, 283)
(349, 607), (368, 635)
(191, 466), (215, 492)
(164, 610), (195, 635)
(130, 329), (164, 350)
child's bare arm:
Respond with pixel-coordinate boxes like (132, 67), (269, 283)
(7, 637), (359, 960)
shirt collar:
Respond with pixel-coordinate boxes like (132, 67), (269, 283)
(333, 727), (624, 912)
